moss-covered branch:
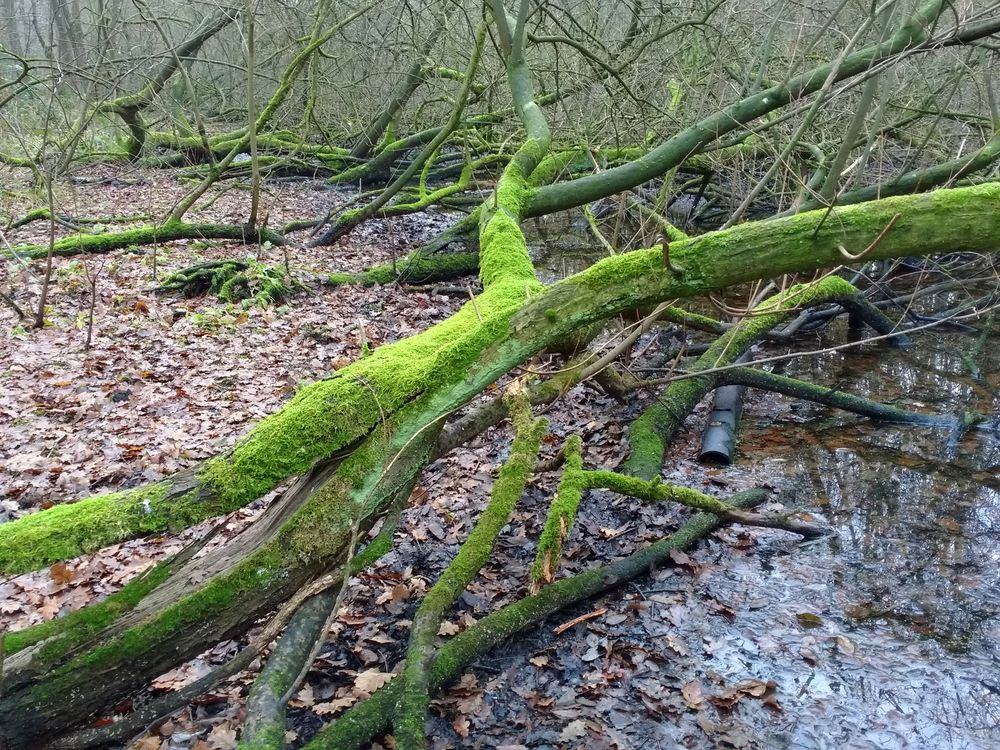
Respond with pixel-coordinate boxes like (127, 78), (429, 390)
(304, 488), (767, 750)
(720, 367), (986, 427)
(52, 8), (238, 163)
(166, 1), (376, 221)
(3, 183), (999, 579)
(531, 434), (584, 586)
(236, 501), (404, 750)
(798, 129), (1000, 211)
(349, 10), (446, 159)
(310, 23), (486, 247)
(583, 470), (828, 538)
(5, 221), (284, 261)
(394, 386), (546, 750)
(524, 0), (948, 217)
(327, 251), (479, 288)
(623, 276), (870, 480)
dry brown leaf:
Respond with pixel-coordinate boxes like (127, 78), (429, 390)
(313, 696), (357, 715)
(452, 715), (470, 737)
(353, 668), (394, 695)
(50, 562), (75, 586)
(206, 723), (238, 749)
(681, 680), (704, 709)
(293, 683), (315, 707)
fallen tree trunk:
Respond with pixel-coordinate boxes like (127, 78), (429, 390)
(4, 3), (1000, 746)
(3, 1), (1000, 738)
(4, 221), (284, 260)
(2, 182), (999, 579)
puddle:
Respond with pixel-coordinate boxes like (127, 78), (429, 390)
(725, 313), (1000, 748)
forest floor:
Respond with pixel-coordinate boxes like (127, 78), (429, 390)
(2, 167), (999, 750)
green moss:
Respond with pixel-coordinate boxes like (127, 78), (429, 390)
(3, 559), (174, 658)
(528, 149), (587, 186)
(327, 271), (353, 286)
(396, 390), (546, 748)
(586, 470), (734, 513)
(532, 434), (585, 584)
(479, 210), (536, 287)
(238, 724), (286, 750)
(327, 251), (479, 288)
(0, 482), (210, 576)
(6, 222), (284, 260)
(476, 135), (544, 290)
(305, 489), (766, 750)
(198, 276), (532, 508)
(12, 537), (289, 712)
(623, 276), (863, 479)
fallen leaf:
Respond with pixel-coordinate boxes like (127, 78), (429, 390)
(834, 634), (857, 655)
(936, 517), (962, 534)
(452, 715), (470, 737)
(294, 683), (315, 707)
(560, 719), (587, 740)
(50, 563), (75, 586)
(313, 696), (357, 715)
(681, 680), (704, 709)
(353, 668), (394, 695)
(666, 634), (689, 656)
(206, 723), (238, 749)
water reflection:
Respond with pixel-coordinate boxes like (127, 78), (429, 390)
(731, 309), (1000, 747)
